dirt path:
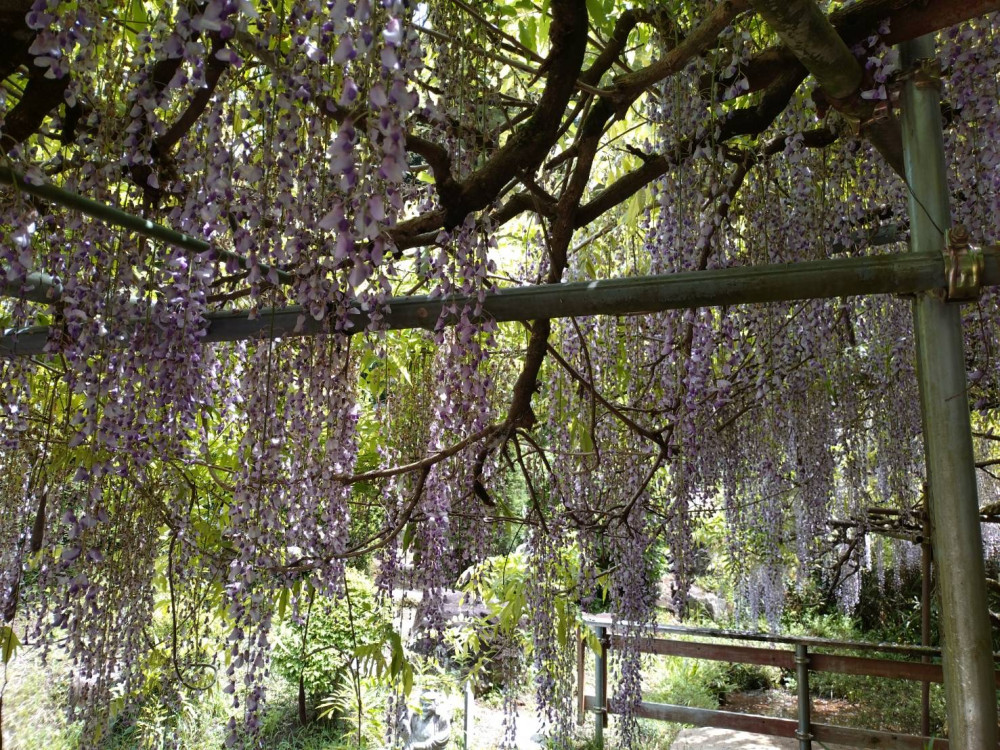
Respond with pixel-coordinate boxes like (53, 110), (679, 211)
(672, 727), (854, 749)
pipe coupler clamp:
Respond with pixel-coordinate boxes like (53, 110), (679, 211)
(899, 58), (942, 90)
(943, 224), (984, 301)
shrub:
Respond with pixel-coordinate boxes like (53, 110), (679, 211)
(272, 569), (393, 719)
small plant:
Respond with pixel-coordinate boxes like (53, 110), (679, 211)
(317, 675), (388, 747)
(272, 569), (394, 722)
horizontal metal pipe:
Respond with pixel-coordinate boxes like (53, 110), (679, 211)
(1, 271), (63, 304)
(3, 249), (998, 356)
(0, 167), (291, 285)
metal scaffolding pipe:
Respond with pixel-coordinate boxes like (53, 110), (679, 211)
(0, 167), (292, 285)
(901, 36), (998, 748)
(1, 271), (62, 304)
(5, 249), (1000, 355)
(594, 625), (608, 748)
(795, 644), (813, 750)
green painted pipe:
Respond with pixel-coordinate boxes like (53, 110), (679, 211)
(4, 249), (1000, 355)
(0, 166), (291, 285)
(1, 271), (62, 305)
(901, 35), (999, 749)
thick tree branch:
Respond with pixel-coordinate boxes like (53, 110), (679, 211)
(393, 0), (992, 245)
(0, 1), (34, 81)
(580, 7), (679, 87)
(611, 0), (751, 110)
(156, 38), (230, 154)
(0, 0), (65, 151)
(724, 0), (1000, 99)
(438, 0), (590, 229)
(2, 70), (68, 148)
(750, 0), (905, 176)
(751, 0), (862, 101)
(576, 67), (804, 228)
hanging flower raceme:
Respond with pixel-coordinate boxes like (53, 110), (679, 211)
(409, 214), (498, 639)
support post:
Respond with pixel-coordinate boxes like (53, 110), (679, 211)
(594, 625), (608, 749)
(900, 35), (998, 749)
(577, 627), (586, 726)
(795, 643), (813, 750)
(463, 678), (471, 750)
(920, 512), (933, 738)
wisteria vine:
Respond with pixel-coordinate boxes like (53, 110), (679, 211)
(2, 2), (1000, 748)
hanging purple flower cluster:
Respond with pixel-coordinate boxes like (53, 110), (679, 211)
(4, 3), (1000, 749)
(524, 526), (576, 746)
(222, 336), (359, 744)
(410, 215), (497, 639)
(0, 0), (427, 743)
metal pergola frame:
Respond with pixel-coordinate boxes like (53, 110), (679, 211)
(3, 249), (999, 355)
(0, 37), (996, 749)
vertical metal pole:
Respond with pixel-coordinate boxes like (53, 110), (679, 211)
(900, 35), (999, 749)
(920, 514), (933, 738)
(594, 625), (607, 749)
(463, 678), (471, 750)
(795, 644), (813, 750)
(577, 627), (586, 726)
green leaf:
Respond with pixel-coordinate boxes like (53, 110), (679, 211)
(519, 18), (537, 53)
(402, 522), (416, 553)
(586, 0), (607, 27)
(0, 626), (18, 663)
(402, 663), (413, 695)
(277, 587), (290, 620)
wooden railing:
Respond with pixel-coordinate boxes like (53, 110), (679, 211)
(578, 616), (1000, 750)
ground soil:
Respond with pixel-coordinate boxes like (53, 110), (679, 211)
(722, 688), (866, 725)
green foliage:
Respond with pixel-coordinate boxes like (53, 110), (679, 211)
(0, 646), (84, 750)
(104, 686), (228, 750)
(353, 627), (414, 699)
(784, 608), (949, 735)
(643, 651), (774, 710)
(317, 675), (387, 747)
(271, 569), (394, 714)
(644, 656), (719, 709)
(452, 544), (600, 692)
(606, 654), (740, 750)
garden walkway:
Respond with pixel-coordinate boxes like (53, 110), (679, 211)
(671, 727), (853, 749)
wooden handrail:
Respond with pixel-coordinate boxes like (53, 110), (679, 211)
(580, 622), (1000, 749)
(581, 615), (1000, 659)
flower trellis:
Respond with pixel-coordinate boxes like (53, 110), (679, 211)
(2, 1), (1000, 748)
